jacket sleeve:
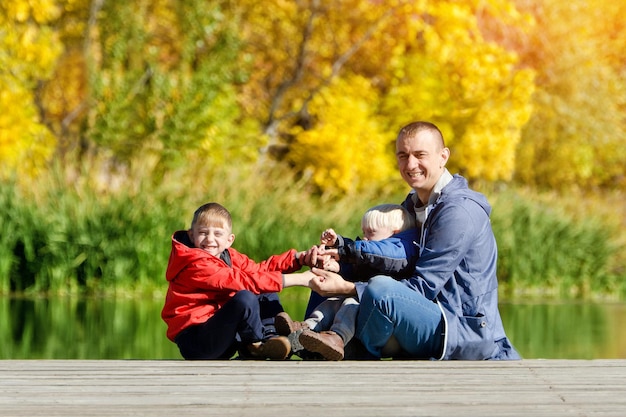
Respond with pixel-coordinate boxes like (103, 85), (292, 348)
(337, 231), (419, 276)
(179, 249), (299, 294)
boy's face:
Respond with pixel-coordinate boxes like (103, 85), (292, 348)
(361, 226), (395, 241)
(188, 223), (234, 257)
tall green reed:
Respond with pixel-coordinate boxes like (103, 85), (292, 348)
(0, 176), (181, 295)
(492, 192), (619, 299)
(0, 167), (622, 300)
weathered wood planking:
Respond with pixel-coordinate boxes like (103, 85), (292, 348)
(0, 360), (624, 416)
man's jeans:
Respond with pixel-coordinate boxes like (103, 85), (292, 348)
(356, 275), (444, 359)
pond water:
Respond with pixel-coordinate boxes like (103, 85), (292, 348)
(1, 292), (625, 360)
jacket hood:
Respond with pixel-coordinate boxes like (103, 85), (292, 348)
(404, 174), (491, 215)
(166, 230), (211, 282)
(440, 174), (492, 217)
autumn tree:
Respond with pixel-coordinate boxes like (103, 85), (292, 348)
(5, 0), (624, 195)
(237, 0), (536, 194)
(377, 0), (535, 183)
(0, 0), (62, 180)
(81, 0), (247, 177)
(511, 0), (626, 189)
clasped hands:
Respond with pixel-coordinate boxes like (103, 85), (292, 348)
(299, 243), (339, 271)
(297, 244), (356, 297)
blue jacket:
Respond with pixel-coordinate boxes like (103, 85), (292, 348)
(398, 175), (519, 360)
(333, 229), (420, 282)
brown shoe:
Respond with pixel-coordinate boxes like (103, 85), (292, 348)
(298, 330), (344, 361)
(247, 336), (291, 360)
(274, 312), (308, 336)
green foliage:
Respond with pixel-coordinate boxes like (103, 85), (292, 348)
(84, 0), (248, 174)
(1, 0), (625, 299)
(492, 191), (619, 298)
(0, 164), (382, 295)
(0, 174), (181, 296)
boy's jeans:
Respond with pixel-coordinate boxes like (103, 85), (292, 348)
(356, 275), (444, 359)
(306, 296), (359, 343)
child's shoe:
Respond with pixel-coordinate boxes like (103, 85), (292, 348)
(298, 330), (344, 361)
(246, 336), (291, 360)
(274, 312), (309, 336)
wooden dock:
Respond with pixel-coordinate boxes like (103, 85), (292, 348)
(0, 360), (624, 416)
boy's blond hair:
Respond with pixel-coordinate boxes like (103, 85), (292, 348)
(361, 204), (415, 233)
(191, 202), (233, 232)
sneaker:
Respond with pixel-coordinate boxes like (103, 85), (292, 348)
(246, 336), (291, 360)
(298, 330), (345, 361)
(274, 312), (309, 336)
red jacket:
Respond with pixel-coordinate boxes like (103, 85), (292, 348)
(161, 231), (301, 341)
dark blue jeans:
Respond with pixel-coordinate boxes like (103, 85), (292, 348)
(305, 276), (444, 359)
(175, 291), (284, 360)
(357, 276), (444, 359)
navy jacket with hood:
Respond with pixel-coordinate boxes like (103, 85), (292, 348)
(332, 229), (420, 282)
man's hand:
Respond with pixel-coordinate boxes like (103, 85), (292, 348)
(309, 268), (356, 297)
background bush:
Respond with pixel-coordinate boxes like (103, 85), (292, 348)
(0, 169), (623, 300)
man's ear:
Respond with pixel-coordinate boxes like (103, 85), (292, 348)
(187, 229), (193, 240)
(227, 233), (236, 247)
(440, 147), (450, 167)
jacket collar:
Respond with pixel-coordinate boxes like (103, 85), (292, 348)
(411, 168), (454, 208)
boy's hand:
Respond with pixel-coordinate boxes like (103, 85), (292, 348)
(301, 244), (325, 268)
(320, 229), (338, 247)
(321, 256), (340, 273)
(323, 248), (340, 260)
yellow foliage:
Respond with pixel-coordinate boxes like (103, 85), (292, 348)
(0, 79), (56, 178)
(380, 1), (535, 182)
(513, 0), (626, 189)
(40, 49), (87, 125)
(238, 0), (536, 188)
(2, 0), (623, 193)
(0, 0), (63, 180)
(287, 76), (395, 194)
(3, 0), (60, 23)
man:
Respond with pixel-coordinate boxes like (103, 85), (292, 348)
(309, 121), (520, 360)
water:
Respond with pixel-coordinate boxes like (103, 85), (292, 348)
(1, 294), (625, 359)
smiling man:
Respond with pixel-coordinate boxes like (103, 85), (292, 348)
(310, 121), (520, 360)
(395, 122), (450, 205)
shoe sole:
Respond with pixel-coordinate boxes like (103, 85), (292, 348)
(298, 331), (344, 361)
(274, 313), (296, 336)
(261, 337), (291, 360)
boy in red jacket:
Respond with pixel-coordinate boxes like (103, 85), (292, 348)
(161, 202), (315, 360)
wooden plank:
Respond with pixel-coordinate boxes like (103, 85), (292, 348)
(0, 360), (624, 416)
